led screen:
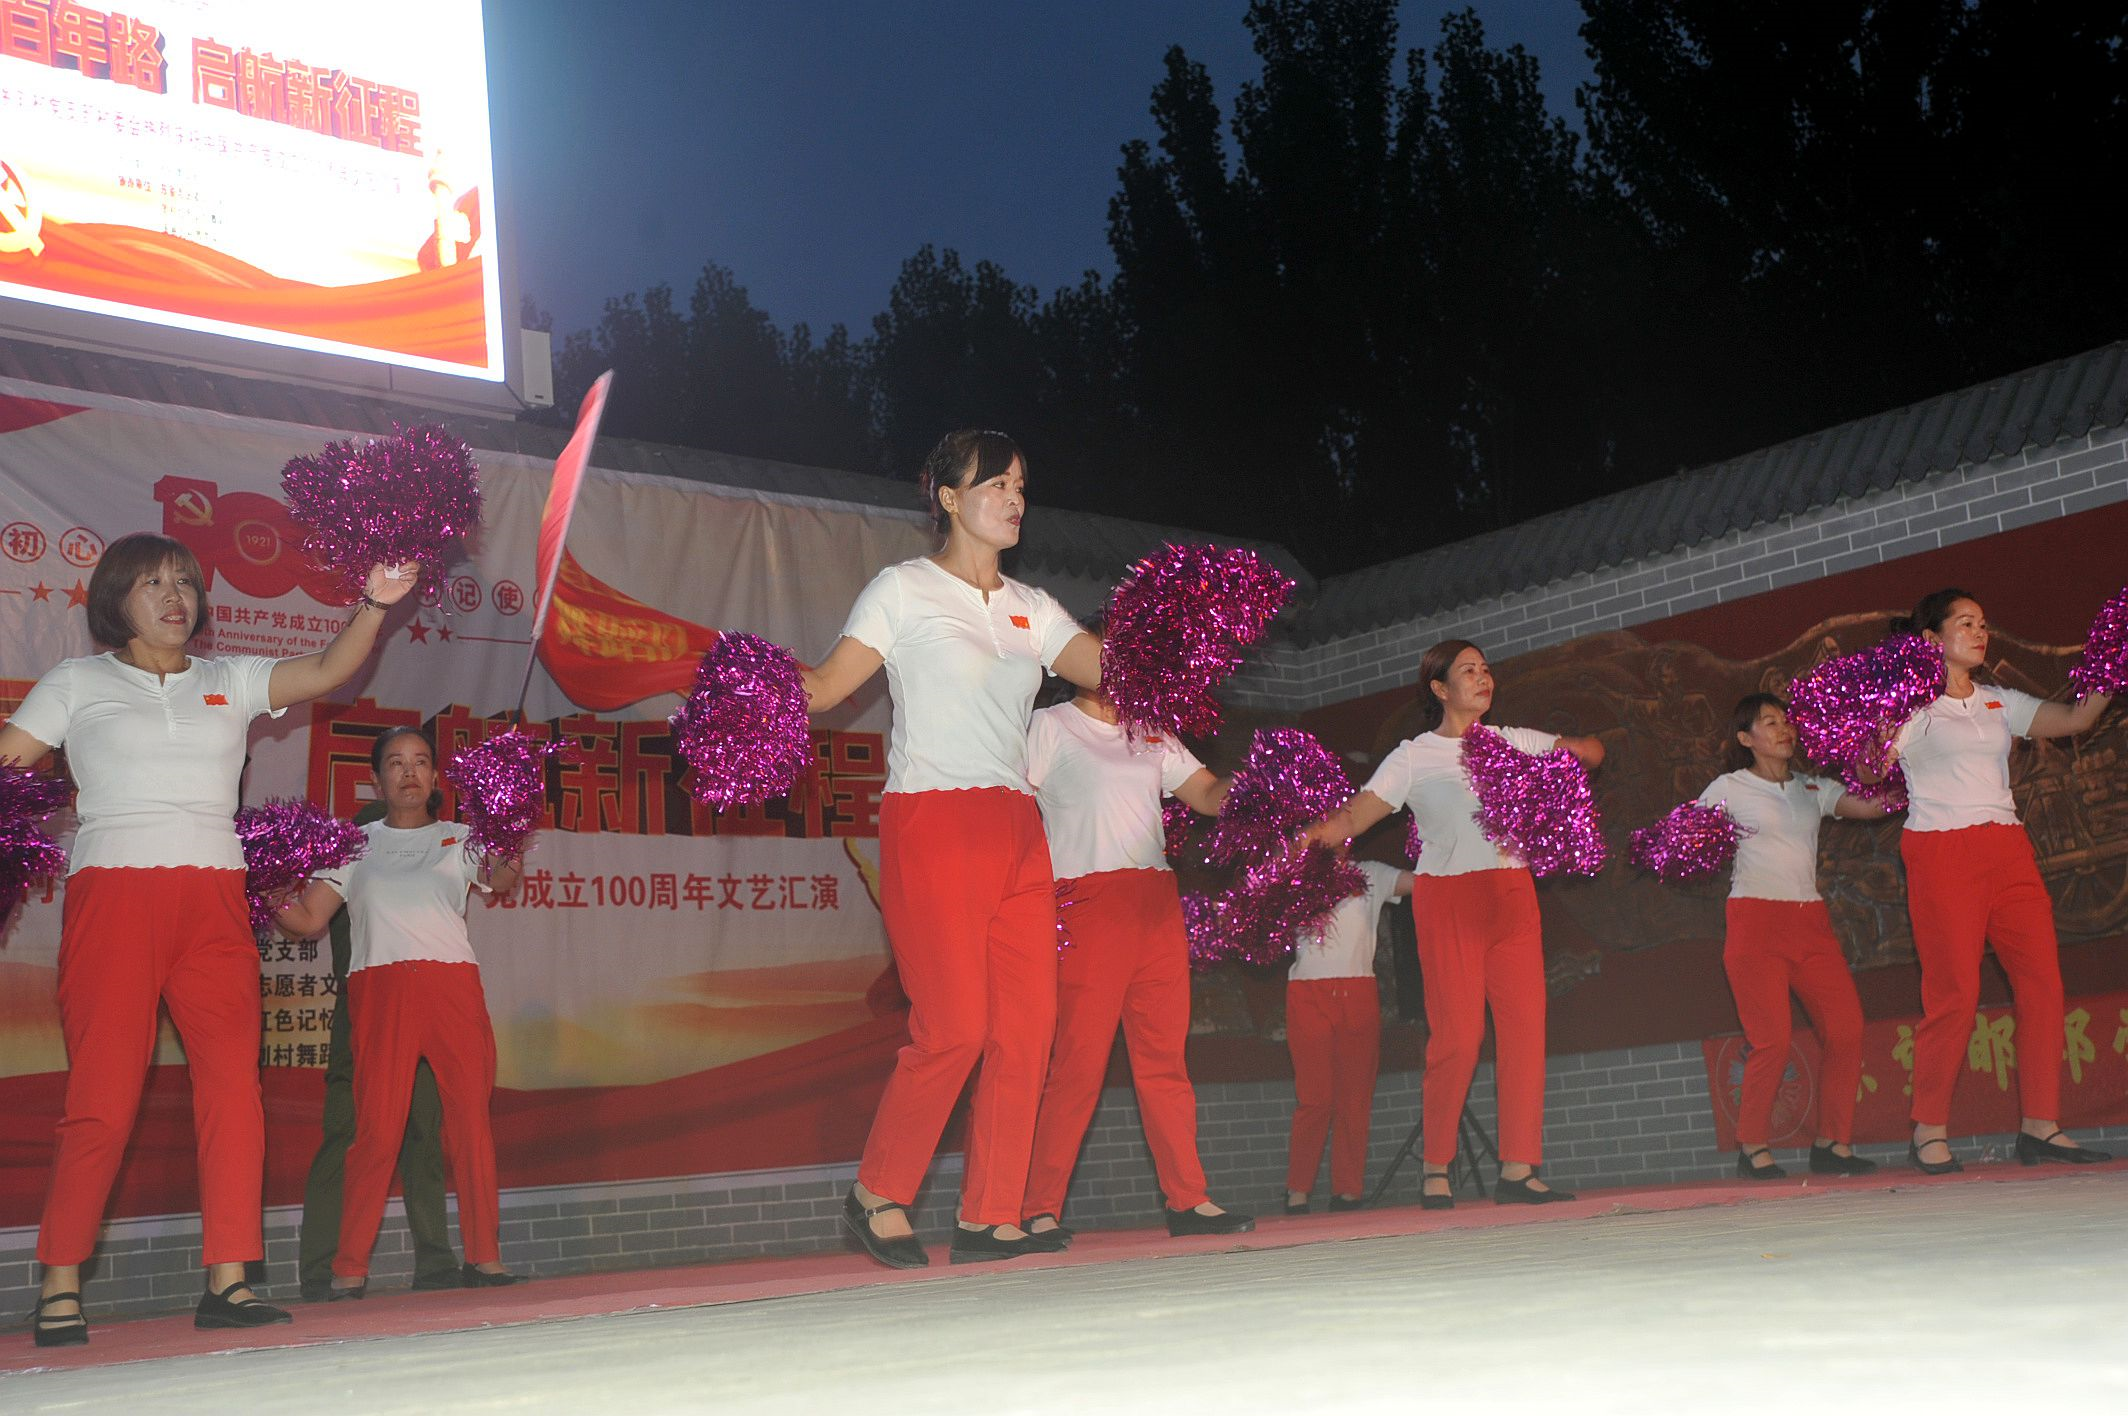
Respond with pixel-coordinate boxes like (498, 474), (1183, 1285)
(0, 0), (504, 380)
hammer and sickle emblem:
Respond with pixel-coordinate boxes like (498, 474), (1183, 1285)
(170, 489), (214, 527)
(0, 160), (45, 258)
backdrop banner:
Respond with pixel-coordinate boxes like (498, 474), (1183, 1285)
(0, 380), (934, 1226)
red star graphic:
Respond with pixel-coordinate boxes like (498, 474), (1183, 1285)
(407, 621), (432, 644)
(30, 582), (51, 602)
(436, 624), (453, 642)
(65, 580), (88, 608)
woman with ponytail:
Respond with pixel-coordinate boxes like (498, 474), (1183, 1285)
(1873, 589), (2114, 1173)
(1699, 694), (1890, 1179)
(800, 431), (1103, 1266)
(1306, 640), (1603, 1207)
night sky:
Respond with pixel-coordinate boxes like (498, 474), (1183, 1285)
(484, 1), (1592, 340)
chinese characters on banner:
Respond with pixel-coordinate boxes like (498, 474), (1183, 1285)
(1701, 991), (2128, 1149)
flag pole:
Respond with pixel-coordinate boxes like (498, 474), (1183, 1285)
(518, 371), (613, 720)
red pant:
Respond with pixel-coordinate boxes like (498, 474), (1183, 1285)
(1723, 898), (1864, 1146)
(1414, 868), (1548, 1167)
(336, 960), (500, 1277)
(1285, 976), (1380, 1195)
(1902, 823), (2064, 1125)
(859, 788), (1059, 1226)
(38, 867), (264, 1267)
(1025, 869), (1207, 1217)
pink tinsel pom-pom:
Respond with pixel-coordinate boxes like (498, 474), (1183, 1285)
(1787, 634), (1943, 797)
(1181, 846), (1365, 969)
(1629, 800), (1748, 882)
(2070, 585), (2128, 699)
(670, 633), (814, 809)
(1204, 728), (1351, 867)
(1404, 812), (1423, 867)
(0, 765), (71, 918)
(1101, 544), (1294, 739)
(236, 799), (367, 930)
(1460, 726), (1607, 877)
(447, 729), (561, 864)
(281, 425), (484, 596)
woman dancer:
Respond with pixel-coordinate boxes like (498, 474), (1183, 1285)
(275, 726), (523, 1294)
(1307, 640), (1602, 1206)
(1020, 685), (1252, 1244)
(1699, 694), (1889, 1179)
(1871, 589), (2113, 1173)
(1, 533), (416, 1346)
(801, 430), (1101, 1266)
(1283, 858), (1412, 1214)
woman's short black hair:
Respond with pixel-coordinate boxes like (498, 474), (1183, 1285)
(1727, 692), (1786, 771)
(1414, 638), (1480, 732)
(84, 533), (210, 649)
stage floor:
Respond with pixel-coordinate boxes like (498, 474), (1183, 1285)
(8, 1163), (2127, 1411)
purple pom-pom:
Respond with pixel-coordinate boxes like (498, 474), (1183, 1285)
(1181, 846), (1365, 969)
(2070, 585), (2128, 699)
(281, 425), (484, 596)
(1101, 544), (1294, 739)
(1787, 634), (1943, 797)
(1404, 812), (1423, 867)
(670, 633), (814, 809)
(0, 765), (71, 918)
(1629, 800), (1748, 882)
(1162, 797), (1202, 866)
(1461, 726), (1607, 877)
(1204, 728), (1351, 867)
(236, 798), (367, 930)
(446, 729), (561, 864)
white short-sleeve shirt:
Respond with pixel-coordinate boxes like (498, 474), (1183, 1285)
(839, 558), (1083, 795)
(1696, 770), (1845, 902)
(1361, 726), (1560, 877)
(1290, 859), (1410, 981)
(1890, 685), (2044, 832)
(1025, 701), (1205, 879)
(312, 820), (483, 973)
(9, 652), (285, 873)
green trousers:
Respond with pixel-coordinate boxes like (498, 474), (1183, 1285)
(296, 870), (457, 1289)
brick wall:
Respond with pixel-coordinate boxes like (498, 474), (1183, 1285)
(13, 1049), (2123, 1322)
(1228, 425), (2128, 710)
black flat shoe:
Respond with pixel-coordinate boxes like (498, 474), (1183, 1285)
(1325, 1195), (1365, 1213)
(1419, 1175), (1455, 1211)
(31, 1291), (88, 1348)
(2016, 1130), (2112, 1166)
(950, 1224), (1043, 1264)
(195, 1281), (293, 1330)
(1907, 1138), (1963, 1175)
(326, 1280), (367, 1301)
(459, 1265), (520, 1288)
(1736, 1147), (1787, 1180)
(841, 1187), (929, 1270)
(1809, 1143), (1878, 1176)
(1165, 1207), (1257, 1237)
(1494, 1175), (1576, 1205)
(1022, 1212), (1075, 1249)
(1282, 1196), (1310, 1216)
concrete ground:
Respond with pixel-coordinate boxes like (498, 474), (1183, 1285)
(6, 1167), (2126, 1413)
